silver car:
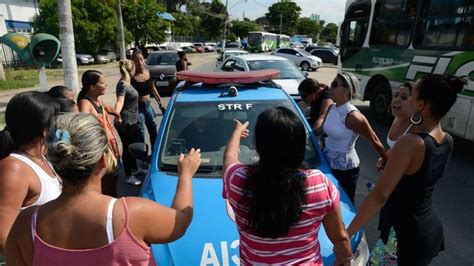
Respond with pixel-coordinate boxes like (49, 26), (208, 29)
(214, 49), (249, 71)
(217, 54), (306, 99)
(272, 48), (322, 71)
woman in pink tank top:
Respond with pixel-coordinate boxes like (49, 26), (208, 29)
(5, 113), (201, 265)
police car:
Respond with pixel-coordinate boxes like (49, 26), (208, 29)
(137, 70), (369, 265)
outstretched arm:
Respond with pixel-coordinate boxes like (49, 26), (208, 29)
(347, 134), (423, 236)
(223, 120), (249, 171)
(347, 111), (387, 163)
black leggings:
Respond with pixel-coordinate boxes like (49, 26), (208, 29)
(116, 122), (140, 177)
(331, 167), (360, 203)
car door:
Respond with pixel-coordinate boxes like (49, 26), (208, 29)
(287, 49), (302, 65)
(275, 49), (291, 60)
(234, 59), (246, 72)
(221, 59), (236, 72)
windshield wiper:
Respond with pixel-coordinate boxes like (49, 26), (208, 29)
(159, 164), (178, 172)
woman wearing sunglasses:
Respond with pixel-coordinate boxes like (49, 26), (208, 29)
(322, 72), (387, 203)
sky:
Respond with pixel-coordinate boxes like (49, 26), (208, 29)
(226, 0), (347, 24)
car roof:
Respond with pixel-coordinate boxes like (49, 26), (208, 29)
(149, 50), (178, 54)
(230, 54), (288, 61)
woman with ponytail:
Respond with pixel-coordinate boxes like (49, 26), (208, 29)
(347, 74), (467, 265)
(114, 59), (142, 185)
(0, 92), (61, 256)
(223, 107), (352, 265)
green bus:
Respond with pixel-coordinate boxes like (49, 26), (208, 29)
(248, 31), (277, 52)
(339, 0), (474, 141)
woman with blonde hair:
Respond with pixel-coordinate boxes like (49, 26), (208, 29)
(114, 59), (142, 185)
(6, 113), (200, 265)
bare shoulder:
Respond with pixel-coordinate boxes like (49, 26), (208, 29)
(78, 99), (92, 112)
(394, 133), (424, 152)
(0, 158), (32, 186)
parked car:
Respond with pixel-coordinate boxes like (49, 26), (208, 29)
(181, 46), (197, 53)
(310, 48), (339, 65)
(76, 54), (95, 65)
(272, 48), (322, 71)
(98, 49), (117, 62)
(204, 43), (216, 52)
(131, 70), (369, 265)
(217, 54), (306, 99)
(214, 49), (248, 71)
(216, 41), (241, 53)
(94, 53), (109, 64)
(193, 43), (205, 53)
(146, 51), (189, 96)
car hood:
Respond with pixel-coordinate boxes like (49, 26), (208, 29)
(147, 65), (176, 76)
(141, 170), (362, 265)
(273, 79), (303, 96)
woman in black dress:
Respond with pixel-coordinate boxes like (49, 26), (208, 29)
(347, 74), (466, 265)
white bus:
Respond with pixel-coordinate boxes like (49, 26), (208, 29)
(339, 0), (474, 141)
(277, 34), (290, 48)
(247, 31), (277, 52)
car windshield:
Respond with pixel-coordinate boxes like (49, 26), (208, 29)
(295, 49), (312, 57)
(247, 60), (305, 80)
(159, 100), (320, 175)
(147, 53), (178, 65)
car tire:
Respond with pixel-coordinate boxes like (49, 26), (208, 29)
(370, 81), (393, 124)
(300, 61), (310, 71)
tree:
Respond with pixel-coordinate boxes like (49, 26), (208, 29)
(230, 20), (261, 39)
(321, 23), (338, 43)
(171, 12), (200, 37)
(33, 0), (121, 54)
(265, 0), (301, 35)
(122, 0), (168, 46)
(199, 0), (226, 40)
(296, 17), (320, 40)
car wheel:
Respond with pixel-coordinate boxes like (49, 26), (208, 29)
(300, 61), (310, 71)
(370, 81), (393, 124)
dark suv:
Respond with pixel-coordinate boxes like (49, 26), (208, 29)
(146, 51), (180, 96)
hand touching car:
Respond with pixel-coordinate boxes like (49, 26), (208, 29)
(178, 148), (201, 178)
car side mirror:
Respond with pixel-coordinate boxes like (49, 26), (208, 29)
(129, 142), (149, 161)
(187, 61), (192, 66)
(296, 53), (301, 57)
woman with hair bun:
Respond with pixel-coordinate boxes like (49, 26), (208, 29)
(6, 113), (201, 265)
(347, 74), (466, 265)
(0, 91), (61, 255)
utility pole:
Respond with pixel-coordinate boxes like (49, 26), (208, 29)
(279, 0), (283, 35)
(57, 0), (79, 94)
(116, 0), (126, 60)
(222, 0), (229, 49)
(0, 59), (5, 81)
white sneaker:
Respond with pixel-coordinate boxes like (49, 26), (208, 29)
(132, 168), (147, 176)
(125, 175), (142, 186)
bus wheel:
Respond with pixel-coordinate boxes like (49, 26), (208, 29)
(370, 82), (393, 124)
(300, 61), (310, 71)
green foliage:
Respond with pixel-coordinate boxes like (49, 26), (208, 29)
(122, 0), (168, 45)
(227, 33), (237, 42)
(265, 0), (301, 36)
(230, 20), (261, 39)
(33, 0), (121, 54)
(171, 12), (199, 36)
(199, 0), (226, 40)
(321, 23), (338, 43)
(296, 17), (320, 40)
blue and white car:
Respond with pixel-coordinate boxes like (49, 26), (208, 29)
(139, 71), (368, 265)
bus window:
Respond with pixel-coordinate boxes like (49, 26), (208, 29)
(369, 0), (417, 47)
(415, 0), (474, 49)
(340, 1), (371, 61)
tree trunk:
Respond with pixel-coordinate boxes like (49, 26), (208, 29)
(116, 0), (126, 60)
(57, 0), (79, 94)
(0, 60), (5, 81)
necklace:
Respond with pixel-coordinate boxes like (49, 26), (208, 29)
(20, 150), (46, 162)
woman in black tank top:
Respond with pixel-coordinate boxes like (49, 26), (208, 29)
(346, 74), (466, 265)
(132, 52), (166, 147)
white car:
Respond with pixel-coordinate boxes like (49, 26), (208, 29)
(214, 49), (249, 71)
(217, 54), (307, 99)
(272, 48), (322, 71)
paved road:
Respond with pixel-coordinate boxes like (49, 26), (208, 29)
(1, 52), (472, 265)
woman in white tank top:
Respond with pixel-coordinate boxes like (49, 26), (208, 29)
(322, 72), (387, 203)
(0, 92), (61, 255)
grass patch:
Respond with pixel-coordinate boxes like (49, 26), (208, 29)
(0, 113), (4, 126)
(0, 66), (85, 91)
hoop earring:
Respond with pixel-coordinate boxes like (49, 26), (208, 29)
(410, 112), (423, 125)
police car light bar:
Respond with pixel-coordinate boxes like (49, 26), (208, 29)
(176, 69), (280, 85)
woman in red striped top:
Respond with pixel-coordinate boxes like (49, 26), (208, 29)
(223, 106), (352, 265)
